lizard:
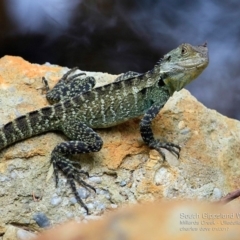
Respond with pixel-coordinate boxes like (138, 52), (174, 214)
(0, 43), (209, 214)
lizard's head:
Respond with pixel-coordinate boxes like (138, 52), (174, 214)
(159, 43), (209, 95)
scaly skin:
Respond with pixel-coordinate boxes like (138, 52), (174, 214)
(0, 43), (209, 213)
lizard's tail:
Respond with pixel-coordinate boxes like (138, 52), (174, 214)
(0, 105), (62, 150)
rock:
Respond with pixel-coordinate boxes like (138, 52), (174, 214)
(50, 195), (62, 206)
(34, 201), (240, 240)
(32, 213), (51, 228)
(0, 55), (240, 236)
(3, 225), (36, 240)
(16, 229), (37, 240)
(3, 225), (17, 240)
(77, 187), (90, 199)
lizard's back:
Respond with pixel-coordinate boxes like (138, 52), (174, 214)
(64, 72), (170, 128)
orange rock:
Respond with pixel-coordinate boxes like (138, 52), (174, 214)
(1, 55), (240, 234)
(35, 201), (240, 240)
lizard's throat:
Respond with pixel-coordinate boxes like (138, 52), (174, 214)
(163, 70), (200, 95)
(163, 77), (186, 95)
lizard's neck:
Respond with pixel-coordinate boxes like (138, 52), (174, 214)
(146, 64), (174, 96)
(151, 63), (183, 96)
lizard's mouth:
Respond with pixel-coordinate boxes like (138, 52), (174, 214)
(177, 60), (209, 70)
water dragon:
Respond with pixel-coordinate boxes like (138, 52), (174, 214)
(0, 43), (209, 213)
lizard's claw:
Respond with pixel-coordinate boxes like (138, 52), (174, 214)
(149, 140), (181, 160)
(37, 77), (50, 94)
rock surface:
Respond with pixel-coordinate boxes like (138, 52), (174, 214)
(35, 201), (240, 240)
(0, 56), (240, 238)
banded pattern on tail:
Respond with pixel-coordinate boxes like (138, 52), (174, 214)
(0, 105), (65, 150)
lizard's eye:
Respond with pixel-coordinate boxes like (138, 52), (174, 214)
(181, 46), (188, 55)
(166, 56), (171, 61)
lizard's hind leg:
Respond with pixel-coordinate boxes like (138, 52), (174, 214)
(50, 120), (103, 214)
(43, 67), (96, 104)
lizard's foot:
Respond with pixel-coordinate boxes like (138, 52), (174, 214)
(51, 155), (95, 214)
(149, 139), (181, 160)
(50, 123), (102, 214)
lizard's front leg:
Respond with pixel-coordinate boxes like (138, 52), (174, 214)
(140, 104), (180, 160)
(51, 121), (103, 214)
